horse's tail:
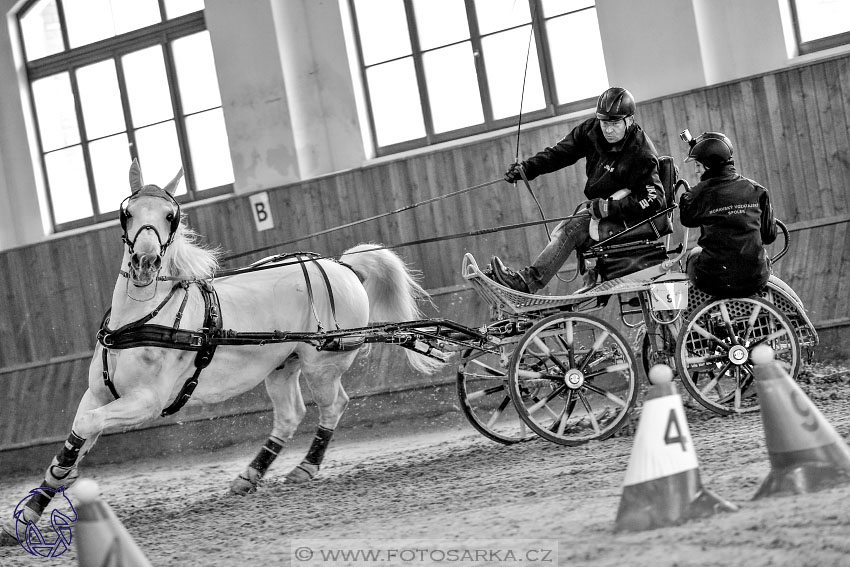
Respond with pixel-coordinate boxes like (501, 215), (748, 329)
(340, 243), (443, 375)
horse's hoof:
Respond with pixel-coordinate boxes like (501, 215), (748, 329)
(229, 474), (258, 495)
(0, 531), (18, 546)
(0, 522), (20, 547)
(285, 462), (319, 484)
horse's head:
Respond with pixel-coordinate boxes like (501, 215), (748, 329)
(120, 158), (183, 287)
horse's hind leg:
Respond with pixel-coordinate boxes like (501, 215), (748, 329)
(230, 358), (306, 495)
(284, 356), (352, 484)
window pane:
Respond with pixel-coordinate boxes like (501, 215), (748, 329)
(413, 0), (469, 51)
(172, 31), (222, 114)
(423, 43), (483, 133)
(482, 27), (545, 119)
(474, 0), (530, 35)
(63, 0), (112, 47)
(164, 0), (205, 19)
(795, 0), (850, 42)
(45, 146), (92, 224)
(90, 134), (131, 214)
(185, 109), (234, 190)
(547, 10), (607, 104)
(32, 73), (80, 152)
(64, 0), (160, 48)
(366, 59), (425, 146)
(123, 45), (174, 127)
(20, 0), (63, 61)
(77, 60), (125, 140)
(109, 0), (161, 35)
(353, 0), (412, 65)
(542, 0), (595, 18)
(134, 122), (184, 195)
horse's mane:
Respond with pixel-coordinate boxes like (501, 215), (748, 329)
(164, 221), (221, 280)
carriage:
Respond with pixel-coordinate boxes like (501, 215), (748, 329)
(451, 155), (817, 445)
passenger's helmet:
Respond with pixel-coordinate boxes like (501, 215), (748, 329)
(596, 87), (635, 120)
(685, 132), (734, 168)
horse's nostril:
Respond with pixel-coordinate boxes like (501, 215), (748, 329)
(152, 256), (162, 271)
(131, 254), (142, 269)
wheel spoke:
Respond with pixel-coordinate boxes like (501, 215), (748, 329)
(733, 367), (742, 409)
(564, 320), (577, 368)
(699, 360), (732, 397)
(578, 329), (610, 371)
(685, 353), (727, 365)
(691, 322), (729, 350)
(467, 384), (506, 401)
(532, 335), (570, 374)
(517, 368), (561, 381)
(527, 386), (567, 415)
(485, 396), (512, 428)
(583, 382), (628, 407)
(468, 358), (506, 377)
(743, 303), (762, 344)
(718, 302), (740, 345)
(577, 391), (601, 435)
(764, 326), (790, 343)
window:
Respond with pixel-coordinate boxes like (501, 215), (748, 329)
(349, 0), (607, 156)
(790, 0), (850, 55)
(17, 0), (234, 231)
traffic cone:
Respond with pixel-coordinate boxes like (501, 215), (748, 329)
(750, 345), (850, 498)
(615, 365), (738, 532)
(73, 479), (153, 567)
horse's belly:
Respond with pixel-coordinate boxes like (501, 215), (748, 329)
(179, 344), (297, 404)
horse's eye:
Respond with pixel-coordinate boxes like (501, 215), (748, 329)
(166, 213), (174, 222)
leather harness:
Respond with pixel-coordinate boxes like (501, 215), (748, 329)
(97, 253), (360, 417)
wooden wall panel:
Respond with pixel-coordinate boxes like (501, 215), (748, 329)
(3, 53), (850, 452)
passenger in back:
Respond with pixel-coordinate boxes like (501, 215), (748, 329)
(678, 130), (777, 298)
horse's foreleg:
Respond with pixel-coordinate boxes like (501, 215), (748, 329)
(285, 362), (350, 484)
(230, 362), (305, 495)
(0, 389), (105, 545)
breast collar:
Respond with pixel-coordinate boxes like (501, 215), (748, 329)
(96, 280), (222, 417)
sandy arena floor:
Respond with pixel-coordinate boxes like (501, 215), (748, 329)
(1, 364), (849, 567)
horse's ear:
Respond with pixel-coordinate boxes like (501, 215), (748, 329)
(129, 158), (144, 194)
(163, 168), (184, 196)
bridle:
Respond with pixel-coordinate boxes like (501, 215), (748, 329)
(119, 186), (181, 257)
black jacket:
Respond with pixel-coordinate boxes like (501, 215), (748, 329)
(520, 117), (664, 223)
(679, 163), (777, 297)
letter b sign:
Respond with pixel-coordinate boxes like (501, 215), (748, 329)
(249, 192), (274, 232)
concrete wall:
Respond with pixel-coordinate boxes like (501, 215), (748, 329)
(0, 1), (46, 249)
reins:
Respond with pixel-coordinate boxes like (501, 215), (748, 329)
(211, 212), (592, 278)
(221, 177), (503, 264)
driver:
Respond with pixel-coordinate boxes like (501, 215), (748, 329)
(678, 130), (777, 297)
(489, 87), (665, 293)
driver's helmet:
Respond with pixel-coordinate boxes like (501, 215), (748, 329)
(596, 87), (635, 121)
(685, 132), (734, 168)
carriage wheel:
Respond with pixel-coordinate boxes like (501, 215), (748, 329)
(456, 348), (536, 445)
(675, 296), (800, 415)
(507, 313), (639, 446)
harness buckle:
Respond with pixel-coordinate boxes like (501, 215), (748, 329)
(190, 334), (204, 347)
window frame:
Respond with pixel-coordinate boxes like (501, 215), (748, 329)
(789, 0), (850, 56)
(348, 0), (601, 157)
(17, 1), (232, 233)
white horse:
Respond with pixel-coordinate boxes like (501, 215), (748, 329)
(2, 159), (441, 543)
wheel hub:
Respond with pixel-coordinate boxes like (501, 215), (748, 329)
(728, 345), (749, 366)
(564, 369), (585, 389)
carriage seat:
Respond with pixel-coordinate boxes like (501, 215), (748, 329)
(580, 155), (679, 282)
